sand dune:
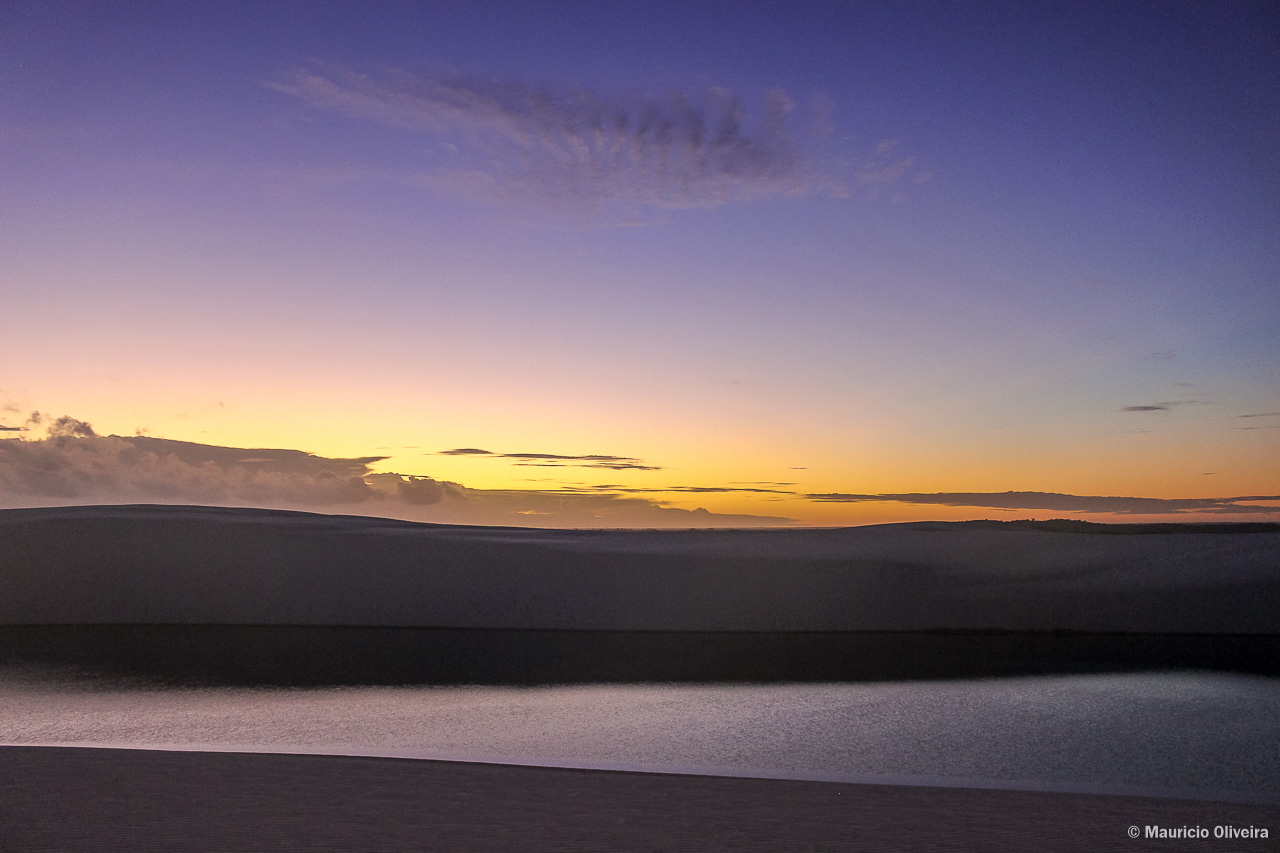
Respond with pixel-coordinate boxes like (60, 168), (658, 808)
(2, 504), (1278, 633)
(11, 746), (1276, 853)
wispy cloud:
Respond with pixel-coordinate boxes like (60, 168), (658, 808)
(0, 417), (783, 527)
(516, 462), (662, 471)
(805, 491), (1280, 515)
(269, 66), (920, 212)
(571, 484), (796, 496)
(662, 485), (794, 494)
(438, 448), (661, 471)
(1121, 400), (1211, 412)
(1232, 412), (1280, 429)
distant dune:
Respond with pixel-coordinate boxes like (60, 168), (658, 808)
(2, 504), (1278, 633)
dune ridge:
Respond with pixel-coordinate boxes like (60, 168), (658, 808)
(2, 504), (1278, 633)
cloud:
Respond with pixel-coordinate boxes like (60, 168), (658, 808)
(1121, 397), (1208, 412)
(439, 448), (662, 471)
(0, 416), (784, 527)
(0, 426), (21, 432)
(503, 452), (637, 462)
(1121, 400), (1210, 412)
(858, 155), (916, 185)
(364, 472), (462, 506)
(664, 485), (795, 494)
(45, 416), (98, 438)
(804, 491), (1280, 515)
(0, 427), (383, 507)
(418, 488), (790, 528)
(1237, 412), (1280, 419)
(573, 485), (796, 496)
(269, 67), (919, 212)
(515, 461), (662, 471)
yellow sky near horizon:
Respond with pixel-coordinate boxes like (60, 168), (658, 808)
(3, 385), (1278, 527)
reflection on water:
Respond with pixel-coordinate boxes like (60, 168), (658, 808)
(3, 625), (1278, 685)
(3, 670), (1277, 803)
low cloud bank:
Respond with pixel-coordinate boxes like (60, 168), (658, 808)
(806, 491), (1280, 515)
(0, 416), (787, 528)
(11, 416), (1269, 526)
(0, 427), (383, 507)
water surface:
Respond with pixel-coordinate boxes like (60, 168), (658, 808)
(4, 669), (1276, 804)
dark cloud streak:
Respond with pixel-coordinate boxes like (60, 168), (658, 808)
(805, 491), (1280, 515)
(441, 447), (661, 471)
(625, 485), (795, 495)
(1122, 400), (1212, 413)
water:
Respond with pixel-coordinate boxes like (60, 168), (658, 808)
(3, 670), (1277, 803)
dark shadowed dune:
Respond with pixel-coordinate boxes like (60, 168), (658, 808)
(3, 504), (1278, 633)
(3, 746), (1276, 852)
(3, 504), (1278, 684)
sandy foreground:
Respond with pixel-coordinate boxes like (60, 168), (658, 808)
(5, 746), (1277, 853)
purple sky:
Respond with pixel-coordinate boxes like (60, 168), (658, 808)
(2, 1), (1278, 526)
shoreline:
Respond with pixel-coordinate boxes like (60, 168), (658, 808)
(6, 741), (1278, 807)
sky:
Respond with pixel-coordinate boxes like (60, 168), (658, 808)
(2, 0), (1278, 527)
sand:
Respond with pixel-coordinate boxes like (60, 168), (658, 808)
(3, 504), (1279, 632)
(4, 504), (1278, 847)
(4, 746), (1276, 852)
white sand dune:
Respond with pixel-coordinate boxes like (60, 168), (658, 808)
(2, 504), (1278, 632)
